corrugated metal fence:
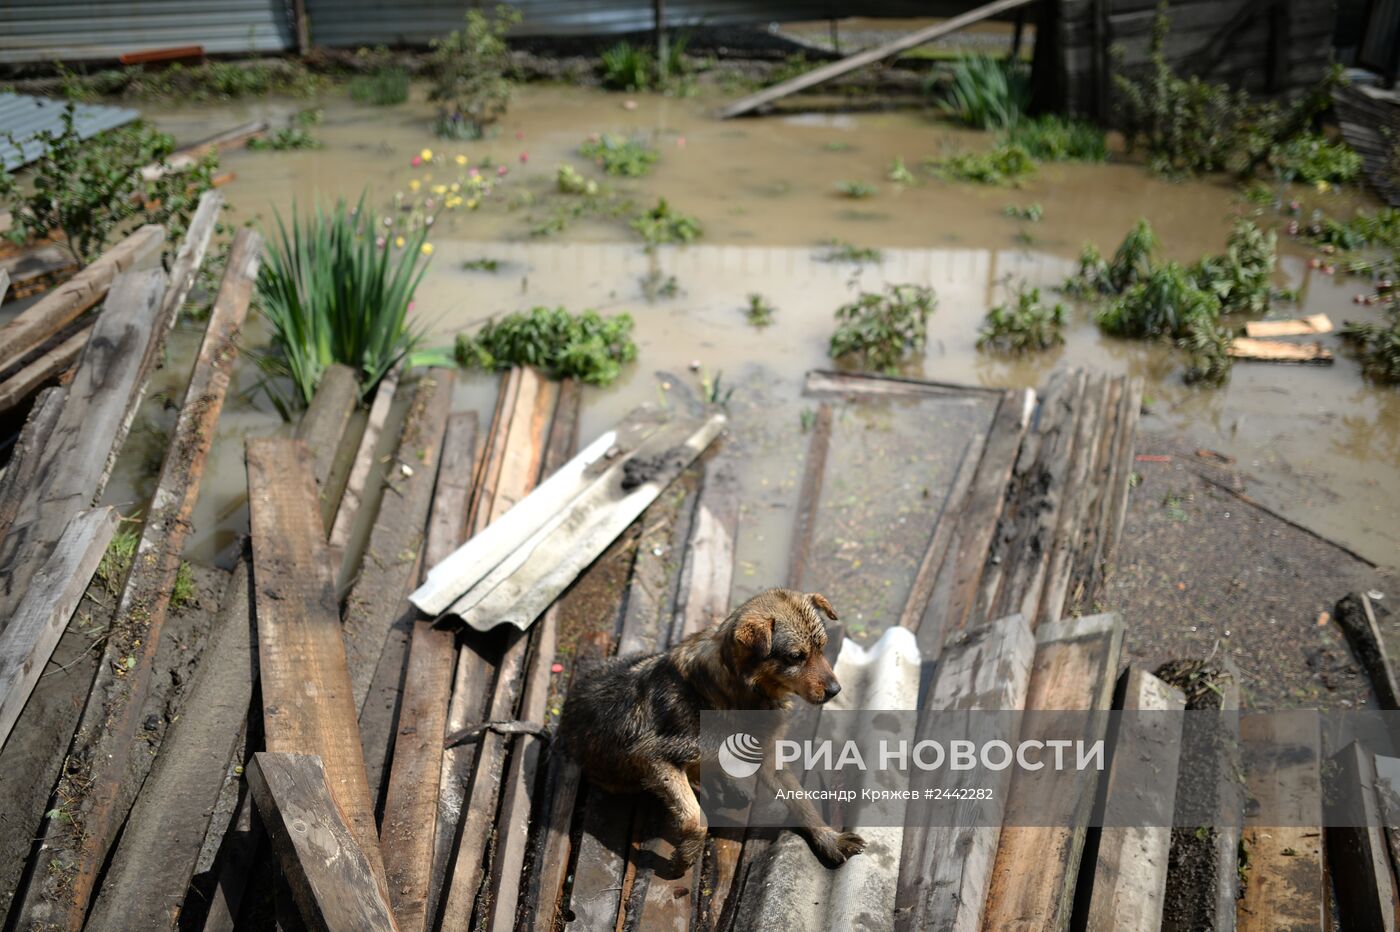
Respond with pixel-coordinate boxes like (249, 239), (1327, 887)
(0, 0), (935, 66)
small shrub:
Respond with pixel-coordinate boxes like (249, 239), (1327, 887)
(247, 115), (320, 151)
(349, 67), (411, 105)
(1341, 315), (1400, 383)
(429, 5), (519, 139)
(1309, 208), (1400, 251)
(601, 41), (654, 91)
(1096, 261), (1221, 340)
(1178, 315), (1234, 385)
(1003, 203), (1043, 222)
(1270, 132), (1361, 185)
(939, 55), (1029, 130)
(463, 257), (501, 272)
(640, 270), (679, 300)
(835, 180), (876, 199)
(1062, 242), (1113, 298)
(829, 284), (937, 372)
(1109, 218), (1159, 291)
(556, 164), (599, 195)
(820, 240), (882, 263)
(887, 158), (915, 184)
(579, 134), (658, 177)
(1005, 115), (1108, 162)
(630, 198), (701, 245)
(1192, 219), (1276, 315)
(927, 143), (1035, 185)
(455, 306), (637, 385)
(978, 283), (1066, 353)
(256, 193), (432, 405)
(745, 293), (776, 328)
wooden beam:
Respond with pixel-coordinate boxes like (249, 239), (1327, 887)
(12, 230), (260, 932)
(1228, 336), (1333, 363)
(787, 401), (831, 590)
(0, 385), (64, 542)
(1040, 372), (1110, 624)
(1328, 742), (1398, 932)
(246, 437), (390, 894)
(718, 0), (1038, 117)
(897, 434), (984, 632)
(0, 324), (89, 413)
(0, 223), (164, 375)
(329, 364), (401, 561)
(0, 507), (117, 749)
(1244, 314), (1332, 338)
(1335, 592), (1400, 710)
(297, 362), (361, 531)
(0, 243), (76, 303)
(982, 612), (1125, 931)
(248, 753), (397, 932)
(893, 614), (1037, 932)
(0, 267), (8, 303)
(1081, 668), (1186, 932)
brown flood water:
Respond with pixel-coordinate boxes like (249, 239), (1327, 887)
(94, 82), (1397, 621)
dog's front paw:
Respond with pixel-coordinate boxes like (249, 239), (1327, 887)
(813, 829), (867, 866)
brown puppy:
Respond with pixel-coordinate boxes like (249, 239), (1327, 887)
(557, 588), (867, 874)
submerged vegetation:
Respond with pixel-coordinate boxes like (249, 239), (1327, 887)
(1005, 115), (1108, 162)
(938, 55), (1029, 130)
(47, 58), (323, 103)
(579, 134), (658, 177)
(829, 284), (937, 373)
(927, 143), (1036, 186)
(256, 194), (433, 405)
(428, 5), (518, 139)
(978, 283), (1066, 353)
(744, 293), (776, 328)
(820, 240), (882, 264)
(600, 41), (653, 91)
(247, 109), (322, 151)
(1341, 312), (1400, 383)
(349, 67), (411, 105)
(835, 180), (877, 199)
(630, 198), (701, 245)
(455, 306), (637, 385)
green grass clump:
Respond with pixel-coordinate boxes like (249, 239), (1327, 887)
(978, 283), (1066, 353)
(248, 109), (322, 151)
(349, 67), (411, 105)
(256, 193), (432, 405)
(630, 198), (701, 245)
(820, 240), (882, 264)
(579, 134), (658, 177)
(97, 527), (140, 595)
(601, 41), (655, 91)
(928, 143), (1035, 185)
(454, 306), (637, 385)
(829, 284), (937, 373)
(745, 293), (776, 328)
(171, 562), (196, 609)
(1005, 115), (1108, 162)
(1003, 203), (1043, 221)
(55, 59), (324, 102)
(887, 158), (915, 184)
(938, 55), (1029, 130)
(462, 258), (501, 272)
(835, 180), (876, 199)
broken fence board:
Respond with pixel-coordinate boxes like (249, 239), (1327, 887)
(0, 223), (164, 375)
(12, 229), (259, 931)
(1243, 314), (1332, 338)
(247, 438), (390, 894)
(1326, 742), (1397, 932)
(1228, 336), (1333, 363)
(893, 614), (1037, 932)
(981, 612), (1125, 932)
(0, 507), (117, 750)
(449, 413), (726, 631)
(248, 753), (397, 932)
(0, 324), (89, 413)
(1081, 668), (1186, 932)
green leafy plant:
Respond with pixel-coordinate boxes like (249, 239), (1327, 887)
(463, 257), (502, 272)
(429, 5), (519, 139)
(454, 306), (637, 385)
(829, 284), (937, 372)
(1308, 208), (1400, 251)
(0, 105), (217, 265)
(556, 164), (599, 195)
(640, 270), (679, 300)
(256, 193), (432, 405)
(1003, 203), (1043, 221)
(820, 240), (882, 264)
(1005, 115), (1108, 162)
(1096, 261), (1222, 340)
(978, 283), (1066, 353)
(927, 143), (1035, 185)
(630, 197), (701, 245)
(601, 41), (654, 91)
(1193, 219), (1276, 315)
(835, 180), (876, 199)
(579, 134), (658, 177)
(349, 67), (411, 105)
(1178, 314), (1234, 385)
(744, 292), (776, 328)
(939, 55), (1029, 130)
(1341, 313), (1400, 383)
(1270, 132), (1361, 185)
(247, 111), (321, 151)
(887, 158), (915, 184)
(53, 59), (324, 102)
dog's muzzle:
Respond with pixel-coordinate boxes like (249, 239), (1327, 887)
(821, 680), (842, 703)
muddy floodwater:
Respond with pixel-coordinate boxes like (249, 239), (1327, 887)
(88, 82), (1398, 635)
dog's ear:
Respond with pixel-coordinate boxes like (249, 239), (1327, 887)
(807, 593), (838, 621)
(734, 611), (773, 657)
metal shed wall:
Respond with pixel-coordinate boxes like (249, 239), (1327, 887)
(0, 0), (295, 65)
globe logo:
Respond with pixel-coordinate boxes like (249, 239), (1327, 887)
(719, 732), (764, 779)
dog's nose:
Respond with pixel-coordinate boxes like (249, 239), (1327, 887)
(823, 681), (842, 702)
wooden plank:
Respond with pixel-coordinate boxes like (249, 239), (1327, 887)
(329, 364), (401, 558)
(787, 401), (831, 590)
(893, 614), (1038, 932)
(248, 753), (397, 932)
(297, 362), (361, 531)
(803, 369), (1002, 399)
(0, 324), (89, 413)
(0, 508), (117, 749)
(719, 0), (1037, 117)
(1040, 373), (1109, 624)
(1228, 337), (1333, 363)
(0, 267), (8, 303)
(246, 437), (390, 892)
(1081, 669), (1186, 932)
(448, 413), (725, 631)
(897, 435), (983, 632)
(12, 230), (259, 932)
(1244, 314), (1333, 338)
(1328, 743), (1398, 932)
(1334, 592), (1400, 710)
(982, 612), (1125, 932)
(1237, 714), (1324, 931)
(0, 242), (76, 301)
(381, 411), (478, 932)
(0, 385), (64, 543)
(138, 121), (268, 184)
(0, 223), (164, 375)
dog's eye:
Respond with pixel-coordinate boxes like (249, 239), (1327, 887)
(785, 651), (805, 665)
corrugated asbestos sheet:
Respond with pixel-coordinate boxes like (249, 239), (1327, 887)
(0, 0), (295, 65)
(0, 93), (140, 170)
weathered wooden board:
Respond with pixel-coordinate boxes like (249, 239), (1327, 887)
(246, 438), (389, 893)
(1228, 337), (1333, 363)
(0, 508), (116, 750)
(786, 401), (831, 589)
(1081, 668), (1186, 932)
(297, 362), (361, 531)
(329, 363), (400, 558)
(1325, 742), (1397, 932)
(893, 614), (1037, 932)
(1040, 373), (1109, 624)
(12, 230), (259, 932)
(0, 243), (76, 303)
(1244, 314), (1332, 338)
(248, 753), (397, 932)
(982, 612), (1124, 932)
(0, 267), (9, 303)
(0, 324), (89, 413)
(0, 385), (64, 542)
(0, 223), (163, 374)
(897, 434), (984, 631)
(1335, 592), (1400, 711)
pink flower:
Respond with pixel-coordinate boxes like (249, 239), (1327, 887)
(497, 165), (508, 176)
(515, 130), (525, 140)
(551, 662), (563, 673)
(411, 155), (423, 167)
(677, 136), (686, 148)
(519, 151), (529, 163)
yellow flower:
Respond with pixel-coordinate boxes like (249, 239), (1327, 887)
(432, 184), (448, 195)
(394, 235), (405, 248)
(1315, 180), (1331, 193)
(409, 179), (421, 192)
(466, 198), (479, 210)
(455, 154), (468, 166)
(421, 242), (434, 256)
(450, 182), (460, 193)
(446, 195), (463, 208)
(420, 148), (434, 162)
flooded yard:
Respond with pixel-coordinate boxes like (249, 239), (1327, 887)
(97, 82), (1398, 598)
